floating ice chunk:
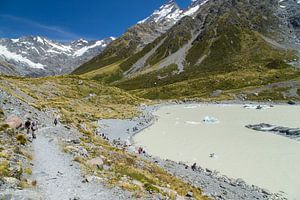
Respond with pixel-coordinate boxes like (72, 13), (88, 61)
(203, 116), (219, 124)
(184, 105), (198, 109)
(209, 153), (218, 159)
(243, 104), (272, 110)
(186, 121), (202, 125)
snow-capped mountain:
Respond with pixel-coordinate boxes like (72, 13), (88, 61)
(0, 36), (115, 76)
(137, 0), (208, 33)
(73, 0), (209, 74)
(138, 0), (183, 26)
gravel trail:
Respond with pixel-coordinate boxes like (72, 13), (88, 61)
(32, 127), (124, 200)
(0, 88), (132, 200)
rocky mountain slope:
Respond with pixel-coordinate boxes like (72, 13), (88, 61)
(73, 0), (207, 74)
(0, 36), (114, 77)
(75, 0), (300, 100)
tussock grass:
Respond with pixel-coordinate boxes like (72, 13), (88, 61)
(1, 75), (209, 199)
(79, 135), (209, 199)
(16, 134), (27, 145)
(0, 76), (143, 126)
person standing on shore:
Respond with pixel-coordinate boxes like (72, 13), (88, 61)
(31, 121), (37, 139)
(54, 118), (58, 126)
(24, 118), (31, 135)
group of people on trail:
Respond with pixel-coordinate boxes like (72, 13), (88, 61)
(23, 117), (59, 140)
(24, 118), (38, 139)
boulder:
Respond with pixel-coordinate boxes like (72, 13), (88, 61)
(5, 116), (22, 129)
(211, 90), (223, 97)
(287, 100), (296, 105)
(86, 157), (104, 169)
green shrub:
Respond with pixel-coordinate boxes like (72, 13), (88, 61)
(0, 124), (10, 132)
(16, 134), (27, 145)
(144, 183), (160, 193)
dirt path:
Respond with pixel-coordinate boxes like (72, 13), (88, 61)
(32, 127), (114, 200)
(0, 89), (131, 200)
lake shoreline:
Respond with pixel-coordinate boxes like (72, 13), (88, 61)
(98, 100), (299, 200)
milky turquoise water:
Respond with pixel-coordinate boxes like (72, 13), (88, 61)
(134, 104), (300, 199)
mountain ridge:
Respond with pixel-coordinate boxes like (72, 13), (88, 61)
(76, 0), (300, 100)
(72, 0), (207, 75)
(0, 36), (115, 77)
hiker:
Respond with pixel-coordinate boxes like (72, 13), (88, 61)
(24, 118), (31, 134)
(31, 121), (37, 139)
(191, 163), (197, 171)
(54, 118), (58, 126)
(138, 147), (144, 154)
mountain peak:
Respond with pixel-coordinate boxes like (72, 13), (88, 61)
(138, 0), (182, 24)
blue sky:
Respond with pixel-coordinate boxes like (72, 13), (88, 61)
(0, 0), (192, 41)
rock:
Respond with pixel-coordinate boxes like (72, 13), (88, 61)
(71, 139), (81, 144)
(64, 146), (88, 157)
(287, 100), (296, 105)
(262, 189), (271, 195)
(211, 90), (223, 97)
(5, 116), (22, 129)
(86, 157), (104, 169)
(3, 177), (20, 189)
(186, 191), (193, 197)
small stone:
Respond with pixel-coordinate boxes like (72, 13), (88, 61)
(71, 139), (81, 144)
(262, 189), (271, 195)
(86, 157), (104, 169)
(186, 191), (193, 197)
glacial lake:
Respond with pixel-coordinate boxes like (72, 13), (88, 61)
(134, 104), (300, 199)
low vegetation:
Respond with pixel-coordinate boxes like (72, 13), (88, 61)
(112, 12), (300, 100)
(0, 76), (143, 126)
(0, 108), (33, 187)
(0, 76), (209, 199)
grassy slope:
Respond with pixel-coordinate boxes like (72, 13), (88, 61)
(0, 75), (209, 199)
(112, 10), (299, 100)
(72, 22), (159, 75)
(0, 76), (142, 125)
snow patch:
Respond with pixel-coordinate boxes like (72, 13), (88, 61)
(0, 45), (44, 69)
(73, 40), (106, 57)
(11, 39), (19, 43)
(138, 2), (182, 24)
(183, 5), (200, 16)
(44, 39), (72, 52)
(36, 36), (44, 44)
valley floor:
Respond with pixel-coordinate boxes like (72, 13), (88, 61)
(1, 75), (299, 200)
